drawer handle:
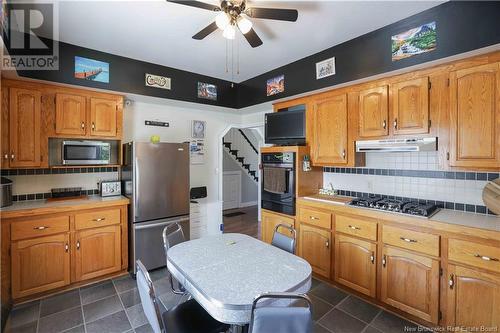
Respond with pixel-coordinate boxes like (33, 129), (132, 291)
(76, 241), (80, 250)
(93, 218), (106, 222)
(309, 216), (319, 220)
(474, 254), (499, 262)
(400, 237), (417, 243)
(382, 254), (387, 267)
(394, 118), (398, 129)
(348, 225), (360, 230)
(91, 122), (96, 131)
(370, 252), (375, 264)
(33, 226), (49, 230)
(382, 120), (387, 129)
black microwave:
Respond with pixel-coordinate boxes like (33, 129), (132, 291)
(62, 140), (111, 165)
(265, 107), (305, 146)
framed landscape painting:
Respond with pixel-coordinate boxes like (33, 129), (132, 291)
(197, 82), (217, 101)
(392, 22), (436, 61)
(74, 56), (109, 83)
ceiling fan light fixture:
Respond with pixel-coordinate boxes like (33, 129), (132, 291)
(222, 24), (236, 40)
(215, 12), (230, 30)
(237, 15), (252, 34)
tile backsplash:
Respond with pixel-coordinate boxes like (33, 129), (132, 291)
(323, 152), (498, 215)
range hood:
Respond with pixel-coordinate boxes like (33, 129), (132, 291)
(356, 137), (437, 153)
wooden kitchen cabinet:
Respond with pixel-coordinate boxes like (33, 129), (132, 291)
(380, 246), (440, 324)
(9, 88), (41, 167)
(358, 85), (389, 138)
(298, 224), (332, 279)
(334, 234), (377, 297)
(90, 97), (118, 137)
(55, 93), (87, 136)
(391, 77), (430, 135)
(11, 233), (70, 299)
(447, 264), (500, 328)
(74, 225), (122, 282)
(311, 93), (349, 165)
(261, 210), (295, 244)
(449, 62), (500, 169)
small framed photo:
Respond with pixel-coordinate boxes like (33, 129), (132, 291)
(192, 120), (206, 139)
(316, 57), (335, 80)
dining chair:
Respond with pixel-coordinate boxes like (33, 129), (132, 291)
(162, 223), (187, 295)
(271, 224), (297, 254)
(248, 292), (313, 333)
(136, 260), (230, 333)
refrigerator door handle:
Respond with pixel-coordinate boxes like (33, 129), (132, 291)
(134, 157), (140, 218)
(134, 218), (189, 230)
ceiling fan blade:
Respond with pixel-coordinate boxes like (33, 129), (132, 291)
(242, 28), (263, 48)
(167, 0), (220, 11)
(246, 7), (298, 22)
(192, 21), (219, 40)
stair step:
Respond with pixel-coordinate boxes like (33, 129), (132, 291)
(236, 157), (244, 163)
(223, 142), (231, 148)
(229, 150), (238, 155)
(249, 171), (256, 176)
(254, 177), (259, 182)
(243, 164), (250, 169)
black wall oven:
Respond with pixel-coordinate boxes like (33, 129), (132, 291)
(261, 152), (295, 216)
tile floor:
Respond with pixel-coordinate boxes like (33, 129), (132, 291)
(5, 269), (424, 333)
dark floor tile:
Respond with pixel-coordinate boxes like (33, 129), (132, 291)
(83, 295), (124, 323)
(318, 309), (366, 333)
(311, 278), (322, 290)
(86, 310), (132, 333)
(310, 283), (348, 306)
(364, 326), (383, 333)
(313, 322), (332, 333)
(371, 311), (419, 333)
(80, 280), (117, 305)
(40, 289), (81, 317)
(337, 296), (381, 323)
(38, 307), (83, 333)
(119, 288), (141, 308)
(8, 300), (39, 328)
(62, 325), (85, 333)
(113, 274), (137, 293)
(309, 295), (333, 321)
(134, 323), (154, 333)
(4, 321), (37, 333)
(126, 303), (148, 328)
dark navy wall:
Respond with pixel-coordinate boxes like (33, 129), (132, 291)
(237, 1), (500, 108)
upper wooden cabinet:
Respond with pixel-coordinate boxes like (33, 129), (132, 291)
(391, 77), (430, 135)
(9, 88), (41, 168)
(55, 93), (87, 136)
(311, 93), (348, 165)
(358, 85), (389, 138)
(90, 97), (118, 137)
(449, 62), (500, 169)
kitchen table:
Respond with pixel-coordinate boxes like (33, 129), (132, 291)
(166, 233), (312, 326)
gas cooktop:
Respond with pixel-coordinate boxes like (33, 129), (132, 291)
(349, 197), (440, 218)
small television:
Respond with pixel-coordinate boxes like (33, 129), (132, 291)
(265, 106), (306, 146)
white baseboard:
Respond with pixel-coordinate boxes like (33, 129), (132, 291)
(239, 201), (258, 208)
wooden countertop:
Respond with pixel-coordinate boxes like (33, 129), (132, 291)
(0, 196), (130, 219)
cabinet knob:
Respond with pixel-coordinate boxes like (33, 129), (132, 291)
(81, 122), (85, 129)
(76, 241), (80, 250)
(65, 243), (69, 252)
(449, 274), (454, 289)
(382, 120), (387, 129)
(342, 150), (346, 159)
(91, 122), (95, 130)
(393, 119), (398, 129)
(10, 153), (14, 161)
(325, 240), (329, 248)
(382, 254), (387, 267)
(3, 154), (8, 160)
(370, 252), (375, 264)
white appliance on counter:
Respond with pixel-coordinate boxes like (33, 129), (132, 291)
(355, 137), (437, 153)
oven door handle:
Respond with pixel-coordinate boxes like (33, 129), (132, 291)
(262, 163), (293, 169)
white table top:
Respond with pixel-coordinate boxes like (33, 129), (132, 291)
(166, 233), (312, 325)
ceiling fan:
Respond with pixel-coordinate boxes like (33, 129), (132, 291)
(167, 0), (299, 48)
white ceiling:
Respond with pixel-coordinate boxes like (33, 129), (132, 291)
(37, 0), (443, 82)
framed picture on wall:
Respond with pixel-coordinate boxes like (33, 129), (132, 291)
(316, 57), (335, 79)
(192, 120), (206, 139)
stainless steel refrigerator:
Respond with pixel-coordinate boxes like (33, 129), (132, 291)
(122, 142), (190, 273)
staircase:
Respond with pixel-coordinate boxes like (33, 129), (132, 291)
(223, 129), (259, 182)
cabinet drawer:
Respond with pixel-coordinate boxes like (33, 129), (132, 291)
(382, 225), (439, 257)
(11, 216), (70, 241)
(448, 239), (500, 274)
(336, 215), (377, 241)
(75, 208), (121, 230)
(299, 208), (331, 229)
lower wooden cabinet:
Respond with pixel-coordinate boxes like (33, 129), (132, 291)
(11, 234), (70, 299)
(298, 224), (332, 279)
(334, 234), (376, 297)
(380, 246), (440, 324)
(447, 264), (500, 328)
(261, 210), (295, 244)
(75, 225), (122, 282)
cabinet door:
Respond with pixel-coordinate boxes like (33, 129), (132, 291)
(1, 87), (9, 168)
(447, 265), (500, 328)
(392, 77), (429, 135)
(74, 225), (121, 282)
(312, 94), (348, 165)
(380, 246), (439, 323)
(359, 86), (389, 137)
(335, 234), (376, 297)
(55, 93), (87, 136)
(89, 97), (117, 137)
(449, 62), (500, 168)
(11, 234), (70, 299)
(299, 224), (331, 279)
(261, 210), (294, 244)
(9, 88), (41, 167)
